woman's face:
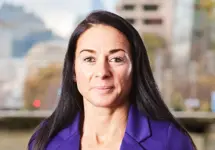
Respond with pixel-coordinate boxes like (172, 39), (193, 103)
(74, 25), (132, 108)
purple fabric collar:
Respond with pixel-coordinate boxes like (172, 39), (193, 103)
(58, 104), (151, 143)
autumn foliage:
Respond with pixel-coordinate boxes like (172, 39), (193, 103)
(23, 63), (62, 110)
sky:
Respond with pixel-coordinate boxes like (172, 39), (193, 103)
(0, 0), (117, 38)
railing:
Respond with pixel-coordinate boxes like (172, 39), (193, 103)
(1, 110), (215, 120)
(1, 110), (214, 150)
(0, 110), (53, 118)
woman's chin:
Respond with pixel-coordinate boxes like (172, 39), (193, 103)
(87, 95), (119, 108)
(90, 100), (116, 108)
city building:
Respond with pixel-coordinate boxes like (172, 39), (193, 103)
(0, 3), (45, 39)
(74, 0), (106, 30)
(91, 0), (105, 10)
(0, 3), (61, 58)
(116, 0), (201, 70)
(116, 0), (174, 48)
(171, 0), (195, 67)
(0, 23), (13, 58)
(12, 29), (58, 57)
(0, 58), (26, 109)
(190, 0), (214, 61)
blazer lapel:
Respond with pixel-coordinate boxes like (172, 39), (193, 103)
(56, 105), (152, 150)
(56, 112), (81, 150)
(57, 132), (80, 150)
(120, 133), (146, 150)
(120, 105), (151, 150)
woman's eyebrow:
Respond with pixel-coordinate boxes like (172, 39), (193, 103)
(109, 49), (126, 54)
(79, 48), (127, 55)
(79, 49), (96, 54)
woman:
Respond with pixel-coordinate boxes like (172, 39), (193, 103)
(28, 10), (196, 150)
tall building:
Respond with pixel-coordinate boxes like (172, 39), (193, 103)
(0, 3), (62, 58)
(116, 0), (174, 48)
(104, 0), (119, 12)
(74, 0), (106, 29)
(190, 0), (212, 61)
(171, 0), (195, 67)
(0, 3), (45, 38)
(12, 29), (58, 57)
(91, 0), (105, 10)
(0, 58), (26, 109)
(0, 23), (13, 58)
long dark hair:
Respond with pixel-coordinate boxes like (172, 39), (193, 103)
(29, 10), (196, 150)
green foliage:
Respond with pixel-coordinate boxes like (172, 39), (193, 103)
(170, 92), (185, 111)
(199, 100), (211, 111)
(141, 33), (166, 67)
(142, 33), (166, 50)
(210, 41), (215, 51)
(199, 0), (215, 12)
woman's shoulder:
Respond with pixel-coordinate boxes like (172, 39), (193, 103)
(28, 120), (47, 150)
(145, 118), (194, 150)
(148, 118), (188, 139)
(148, 118), (172, 133)
(28, 119), (79, 150)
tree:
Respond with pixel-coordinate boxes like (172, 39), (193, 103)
(199, 0), (215, 51)
(199, 0), (215, 15)
(23, 63), (62, 110)
(141, 33), (166, 68)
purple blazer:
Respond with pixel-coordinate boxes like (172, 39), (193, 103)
(29, 105), (194, 150)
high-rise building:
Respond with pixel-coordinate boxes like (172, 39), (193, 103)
(116, 0), (174, 48)
(91, 0), (105, 10)
(116, 0), (201, 70)
(171, 0), (195, 66)
(0, 3), (61, 58)
(0, 3), (45, 38)
(0, 23), (13, 58)
(74, 0), (106, 29)
(190, 0), (213, 61)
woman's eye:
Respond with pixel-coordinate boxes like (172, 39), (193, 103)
(110, 57), (124, 63)
(83, 57), (95, 62)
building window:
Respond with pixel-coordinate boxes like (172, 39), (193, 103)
(123, 4), (135, 10)
(125, 18), (135, 24)
(194, 4), (201, 10)
(143, 19), (163, 25)
(143, 4), (159, 11)
(193, 30), (203, 38)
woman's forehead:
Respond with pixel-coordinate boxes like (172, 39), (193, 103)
(76, 25), (130, 52)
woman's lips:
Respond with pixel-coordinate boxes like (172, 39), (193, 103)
(93, 86), (113, 89)
(91, 86), (114, 93)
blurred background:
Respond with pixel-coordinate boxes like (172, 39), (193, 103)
(0, 0), (215, 149)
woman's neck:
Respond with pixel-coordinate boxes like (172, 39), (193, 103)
(81, 101), (129, 145)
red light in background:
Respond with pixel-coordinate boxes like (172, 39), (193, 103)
(33, 99), (41, 108)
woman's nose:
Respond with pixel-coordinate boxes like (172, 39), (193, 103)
(94, 59), (111, 79)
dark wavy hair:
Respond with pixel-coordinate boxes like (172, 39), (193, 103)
(28, 10), (196, 150)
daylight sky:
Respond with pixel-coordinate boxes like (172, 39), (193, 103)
(0, 0), (117, 38)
